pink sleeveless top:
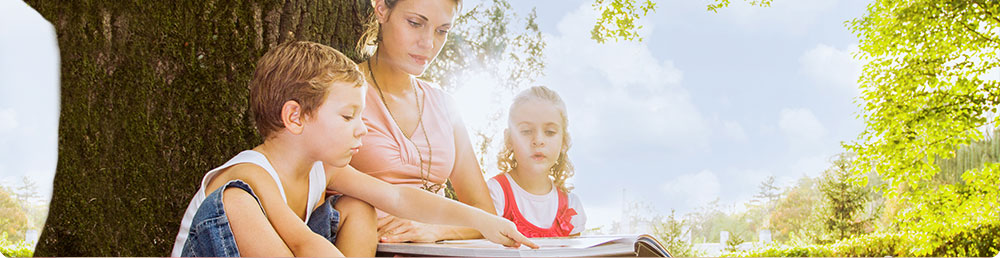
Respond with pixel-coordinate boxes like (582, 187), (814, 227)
(347, 80), (457, 196)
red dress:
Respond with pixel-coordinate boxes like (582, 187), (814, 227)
(493, 174), (578, 237)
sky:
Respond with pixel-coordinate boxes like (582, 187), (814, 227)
(459, 0), (872, 230)
(0, 0), (60, 205)
(0, 0), (872, 232)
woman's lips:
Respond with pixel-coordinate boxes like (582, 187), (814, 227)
(410, 54), (428, 65)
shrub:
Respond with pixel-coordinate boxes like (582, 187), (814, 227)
(0, 232), (33, 257)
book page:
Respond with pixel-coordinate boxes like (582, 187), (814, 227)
(435, 236), (623, 249)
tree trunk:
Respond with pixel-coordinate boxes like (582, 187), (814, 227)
(23, 0), (371, 255)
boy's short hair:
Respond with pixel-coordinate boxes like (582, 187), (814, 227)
(249, 41), (364, 139)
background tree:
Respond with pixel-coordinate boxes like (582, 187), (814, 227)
(706, 0), (772, 12)
(846, 0), (1000, 200)
(24, 0), (547, 255)
(749, 176), (780, 230)
(0, 186), (28, 243)
(590, 0), (775, 43)
(24, 0), (372, 255)
(845, 0), (1000, 255)
(422, 0), (546, 195)
(768, 176), (822, 243)
(651, 209), (702, 257)
(685, 199), (755, 244)
(817, 153), (872, 242)
(590, 0), (657, 43)
(12, 177), (39, 208)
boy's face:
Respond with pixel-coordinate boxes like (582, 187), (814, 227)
(303, 82), (367, 168)
(507, 99), (564, 175)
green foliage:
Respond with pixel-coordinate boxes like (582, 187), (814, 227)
(723, 232), (906, 257)
(723, 243), (834, 257)
(685, 199), (755, 244)
(706, 0), (773, 13)
(845, 0), (1000, 256)
(724, 232), (746, 253)
(590, 0), (656, 43)
(0, 232), (33, 257)
(24, 0), (373, 256)
(828, 232), (908, 257)
(0, 187), (27, 243)
(817, 153), (874, 242)
(900, 163), (1000, 256)
(935, 128), (1000, 184)
(422, 0), (547, 197)
(650, 210), (703, 257)
(749, 176), (780, 230)
(726, 227), (1000, 257)
(846, 0), (1000, 200)
(423, 0), (545, 93)
(769, 177), (823, 243)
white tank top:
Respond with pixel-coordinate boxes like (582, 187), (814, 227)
(170, 150), (327, 257)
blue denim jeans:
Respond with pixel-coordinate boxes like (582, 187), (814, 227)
(180, 180), (342, 257)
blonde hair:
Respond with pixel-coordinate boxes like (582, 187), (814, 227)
(497, 86), (575, 193)
(249, 41), (364, 139)
(356, 0), (462, 58)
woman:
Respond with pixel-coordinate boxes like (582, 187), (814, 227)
(346, 0), (496, 243)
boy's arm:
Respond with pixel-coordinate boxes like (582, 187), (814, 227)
(327, 164), (537, 248)
(228, 165), (343, 257)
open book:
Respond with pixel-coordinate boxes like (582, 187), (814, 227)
(375, 234), (671, 257)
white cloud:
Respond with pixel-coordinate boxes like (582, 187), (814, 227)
(800, 44), (862, 94)
(789, 154), (831, 178)
(721, 120), (748, 142)
(542, 3), (710, 156)
(778, 108), (827, 148)
(714, 0), (839, 34)
(0, 108), (17, 133)
(661, 170), (721, 210)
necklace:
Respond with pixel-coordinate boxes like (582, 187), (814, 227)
(367, 57), (443, 193)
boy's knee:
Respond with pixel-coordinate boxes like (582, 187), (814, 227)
(334, 196), (375, 219)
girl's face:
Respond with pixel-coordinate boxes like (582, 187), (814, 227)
(302, 82), (368, 168)
(507, 99), (565, 175)
(375, 0), (456, 76)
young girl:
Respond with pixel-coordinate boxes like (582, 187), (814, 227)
(488, 86), (587, 237)
(171, 41), (535, 257)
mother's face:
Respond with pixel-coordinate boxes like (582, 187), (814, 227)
(375, 0), (456, 76)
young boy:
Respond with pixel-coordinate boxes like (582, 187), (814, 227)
(171, 41), (535, 257)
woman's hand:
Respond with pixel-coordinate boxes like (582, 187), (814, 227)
(377, 215), (441, 243)
(475, 216), (538, 249)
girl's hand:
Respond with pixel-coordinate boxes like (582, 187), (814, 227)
(477, 216), (539, 249)
(377, 216), (441, 243)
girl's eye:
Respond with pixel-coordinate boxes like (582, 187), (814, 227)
(408, 20), (422, 27)
(521, 130), (532, 135)
(545, 131), (557, 136)
(436, 28), (449, 35)
(342, 115), (354, 121)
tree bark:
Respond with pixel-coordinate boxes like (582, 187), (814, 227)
(23, 0), (371, 255)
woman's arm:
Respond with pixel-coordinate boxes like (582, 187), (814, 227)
(376, 93), (500, 242)
(327, 164), (537, 248)
(449, 108), (499, 214)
